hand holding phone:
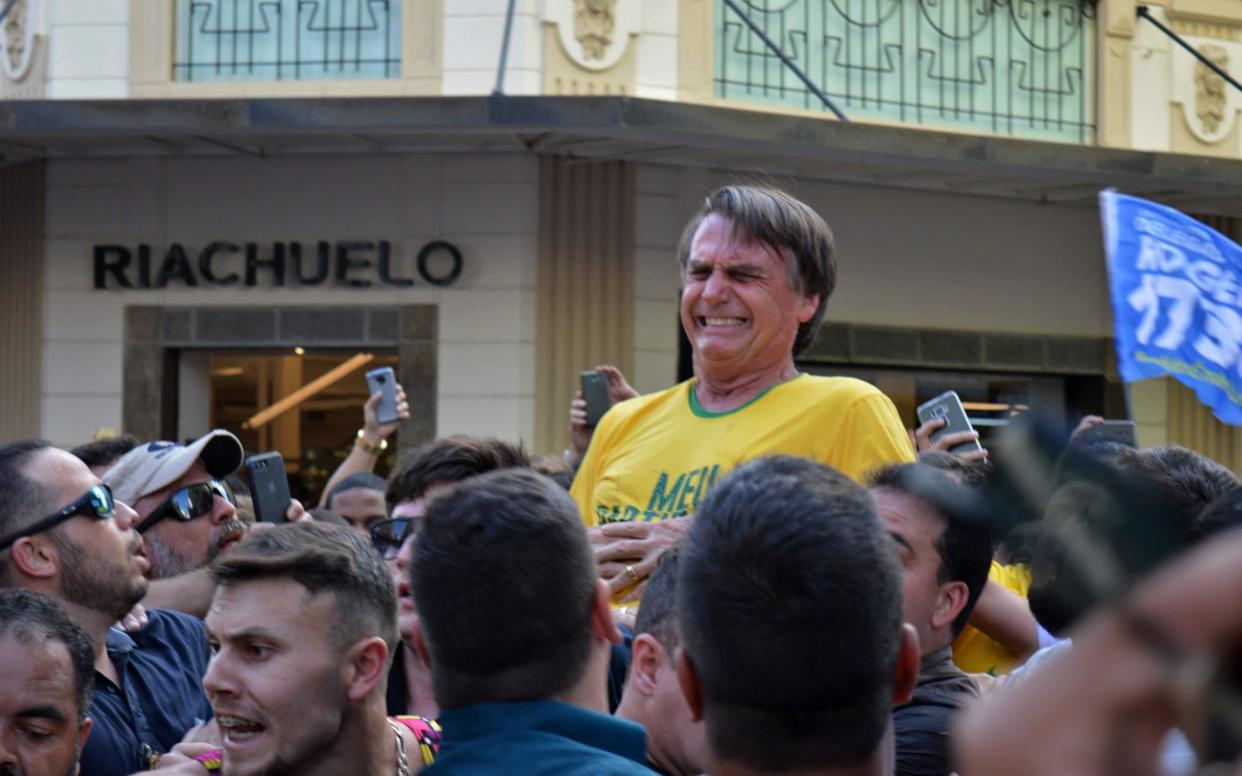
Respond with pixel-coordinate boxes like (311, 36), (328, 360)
(916, 390), (984, 456)
(1077, 419), (1137, 448)
(244, 452), (292, 524)
(580, 370), (612, 427)
(365, 367), (400, 426)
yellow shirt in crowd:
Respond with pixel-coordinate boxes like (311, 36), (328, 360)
(951, 560), (1033, 675)
(571, 374), (915, 529)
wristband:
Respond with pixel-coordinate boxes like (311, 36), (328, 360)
(356, 429), (388, 456)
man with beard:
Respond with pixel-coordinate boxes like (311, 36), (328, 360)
(0, 440), (212, 776)
(104, 431), (249, 579)
(103, 431), (304, 618)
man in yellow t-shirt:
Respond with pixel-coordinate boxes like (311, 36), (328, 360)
(573, 374), (912, 527)
(570, 185), (914, 601)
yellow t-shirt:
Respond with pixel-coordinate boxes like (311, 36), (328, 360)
(951, 561), (1032, 675)
(570, 374), (915, 528)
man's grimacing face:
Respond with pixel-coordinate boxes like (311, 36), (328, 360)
(203, 578), (352, 776)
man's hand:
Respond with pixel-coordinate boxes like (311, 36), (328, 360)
(362, 382), (410, 447)
(567, 365), (638, 470)
(1069, 415), (1105, 444)
(913, 417), (988, 462)
(591, 517), (691, 600)
(285, 498), (308, 523)
(117, 604), (149, 633)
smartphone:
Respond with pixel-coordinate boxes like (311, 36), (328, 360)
(365, 366), (400, 425)
(916, 390), (984, 455)
(1078, 419), (1137, 448)
(581, 370), (611, 427)
(244, 452), (292, 524)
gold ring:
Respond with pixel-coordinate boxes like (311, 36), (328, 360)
(625, 565), (638, 582)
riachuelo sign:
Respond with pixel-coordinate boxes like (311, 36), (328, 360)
(93, 239), (464, 289)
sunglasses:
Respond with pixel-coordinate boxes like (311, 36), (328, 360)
(0, 484), (116, 551)
(370, 518), (416, 560)
(135, 480), (234, 534)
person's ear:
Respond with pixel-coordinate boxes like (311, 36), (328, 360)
(932, 580), (970, 632)
(410, 621), (432, 670)
(10, 535), (59, 580)
(628, 634), (666, 698)
(674, 646), (705, 722)
(75, 717), (93, 769)
(892, 624), (920, 706)
(591, 579), (623, 645)
(343, 637), (390, 701)
(797, 292), (821, 324)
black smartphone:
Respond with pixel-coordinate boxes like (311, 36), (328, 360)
(244, 452), (292, 524)
(581, 370), (611, 427)
(916, 390), (984, 455)
(365, 366), (400, 425)
(1078, 419), (1138, 448)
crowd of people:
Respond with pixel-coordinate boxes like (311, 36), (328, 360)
(4, 184), (1242, 775)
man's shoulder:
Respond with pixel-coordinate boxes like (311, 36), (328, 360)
(134, 609), (208, 652)
(793, 374), (889, 403)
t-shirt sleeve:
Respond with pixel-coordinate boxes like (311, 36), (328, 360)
(833, 391), (916, 482)
(570, 408), (623, 528)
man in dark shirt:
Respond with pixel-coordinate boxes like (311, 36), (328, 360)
(676, 456), (919, 776)
(411, 469), (655, 774)
(869, 463), (993, 776)
(0, 440), (212, 776)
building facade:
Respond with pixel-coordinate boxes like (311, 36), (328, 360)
(4, 0), (1242, 476)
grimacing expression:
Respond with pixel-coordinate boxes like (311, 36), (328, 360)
(0, 633), (92, 776)
(680, 213), (819, 375)
(203, 578), (352, 776)
(133, 461), (243, 579)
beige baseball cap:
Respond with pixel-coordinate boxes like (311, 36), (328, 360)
(103, 429), (244, 506)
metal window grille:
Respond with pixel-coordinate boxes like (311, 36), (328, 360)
(716, 0), (1096, 143)
(173, 0), (401, 82)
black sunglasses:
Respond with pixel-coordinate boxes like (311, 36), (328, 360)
(135, 480), (233, 534)
(0, 484), (116, 551)
(370, 518), (416, 560)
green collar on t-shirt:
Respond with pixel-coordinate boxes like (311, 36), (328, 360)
(687, 373), (805, 419)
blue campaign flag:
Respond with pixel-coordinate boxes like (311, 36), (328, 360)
(1101, 190), (1242, 425)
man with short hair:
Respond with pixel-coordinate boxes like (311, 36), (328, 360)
(190, 522), (438, 775)
(412, 468), (654, 774)
(869, 464), (992, 776)
(614, 547), (708, 776)
(0, 588), (96, 776)
(676, 456), (919, 776)
(374, 435), (531, 718)
(0, 439), (212, 776)
(323, 471), (389, 534)
(572, 185), (914, 601)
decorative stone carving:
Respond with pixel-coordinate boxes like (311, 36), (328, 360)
(574, 0), (616, 61)
(547, 0), (640, 72)
(1195, 44), (1229, 135)
(1, 0), (33, 81)
(1170, 31), (1241, 146)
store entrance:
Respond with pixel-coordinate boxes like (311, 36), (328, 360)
(180, 349), (399, 503)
